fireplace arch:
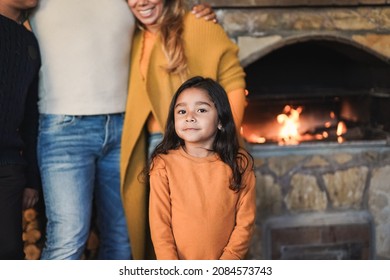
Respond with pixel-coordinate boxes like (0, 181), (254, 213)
(242, 34), (390, 98)
(240, 35), (390, 145)
(240, 34), (389, 68)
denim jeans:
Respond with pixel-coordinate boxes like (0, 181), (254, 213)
(148, 132), (164, 159)
(37, 114), (131, 260)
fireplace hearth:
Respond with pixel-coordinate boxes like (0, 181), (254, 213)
(263, 211), (374, 260)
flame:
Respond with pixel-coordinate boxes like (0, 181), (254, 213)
(241, 104), (350, 145)
(241, 126), (266, 144)
(322, 131), (329, 138)
(336, 121), (347, 143)
(276, 105), (302, 145)
(251, 135), (266, 144)
(337, 121), (347, 136)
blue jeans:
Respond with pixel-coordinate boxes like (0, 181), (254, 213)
(148, 132), (164, 159)
(37, 114), (131, 260)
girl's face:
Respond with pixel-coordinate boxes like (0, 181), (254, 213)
(127, 0), (164, 33)
(174, 87), (220, 154)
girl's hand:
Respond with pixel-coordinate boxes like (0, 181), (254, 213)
(23, 188), (39, 210)
(192, 3), (218, 23)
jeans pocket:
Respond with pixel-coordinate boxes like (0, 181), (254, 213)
(39, 114), (78, 133)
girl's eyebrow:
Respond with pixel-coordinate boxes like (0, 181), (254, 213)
(196, 101), (212, 107)
(175, 102), (186, 108)
(175, 101), (212, 108)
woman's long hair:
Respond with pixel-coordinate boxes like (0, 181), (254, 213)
(148, 76), (253, 191)
(134, 0), (188, 79)
(159, 0), (188, 79)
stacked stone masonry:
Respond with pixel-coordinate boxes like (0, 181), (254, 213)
(246, 147), (390, 259)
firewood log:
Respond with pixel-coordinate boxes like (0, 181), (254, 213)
(23, 208), (37, 222)
(24, 220), (40, 232)
(22, 229), (41, 243)
(24, 244), (41, 260)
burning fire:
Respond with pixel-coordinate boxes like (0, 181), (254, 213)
(337, 121), (347, 143)
(276, 105), (302, 145)
(242, 104), (349, 145)
(241, 127), (266, 144)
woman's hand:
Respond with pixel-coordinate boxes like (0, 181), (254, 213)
(192, 3), (218, 23)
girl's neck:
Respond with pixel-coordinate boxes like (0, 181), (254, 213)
(182, 145), (215, 158)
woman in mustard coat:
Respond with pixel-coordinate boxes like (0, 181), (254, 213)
(120, 0), (247, 260)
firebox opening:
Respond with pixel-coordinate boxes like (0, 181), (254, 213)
(242, 39), (390, 145)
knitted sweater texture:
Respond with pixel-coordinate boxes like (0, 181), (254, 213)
(0, 14), (41, 188)
(29, 0), (134, 115)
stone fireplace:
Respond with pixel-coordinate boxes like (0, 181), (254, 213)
(243, 38), (390, 145)
(190, 0), (390, 259)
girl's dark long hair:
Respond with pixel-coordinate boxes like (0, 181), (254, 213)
(146, 76), (253, 191)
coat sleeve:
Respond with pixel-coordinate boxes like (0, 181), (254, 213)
(214, 26), (246, 94)
(149, 157), (179, 260)
(220, 157), (256, 260)
(184, 13), (246, 93)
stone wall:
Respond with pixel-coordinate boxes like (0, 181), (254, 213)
(201, 2), (390, 64)
(198, 1), (390, 101)
(246, 144), (390, 259)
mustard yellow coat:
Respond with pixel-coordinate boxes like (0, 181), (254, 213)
(120, 12), (246, 260)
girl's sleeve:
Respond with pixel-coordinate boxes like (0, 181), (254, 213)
(149, 157), (179, 260)
(220, 159), (256, 260)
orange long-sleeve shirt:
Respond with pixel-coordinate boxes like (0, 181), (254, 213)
(149, 147), (256, 260)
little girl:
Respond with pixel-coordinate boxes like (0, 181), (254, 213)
(148, 76), (256, 260)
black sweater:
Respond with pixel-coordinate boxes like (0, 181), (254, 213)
(0, 14), (41, 189)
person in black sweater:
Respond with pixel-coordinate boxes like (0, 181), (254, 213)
(0, 0), (41, 260)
